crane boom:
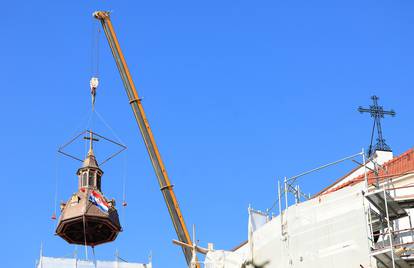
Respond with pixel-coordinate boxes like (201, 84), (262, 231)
(93, 11), (194, 265)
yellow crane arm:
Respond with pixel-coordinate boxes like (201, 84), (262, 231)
(93, 11), (195, 266)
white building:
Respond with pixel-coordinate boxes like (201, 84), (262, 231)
(203, 148), (414, 268)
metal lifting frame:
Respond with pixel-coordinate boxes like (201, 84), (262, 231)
(93, 11), (195, 266)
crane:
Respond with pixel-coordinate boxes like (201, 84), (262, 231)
(93, 11), (197, 266)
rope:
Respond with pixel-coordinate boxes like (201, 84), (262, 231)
(52, 151), (59, 221)
(82, 215), (88, 260)
(95, 109), (125, 145)
(54, 107), (94, 160)
(123, 169), (127, 205)
(71, 108), (94, 140)
(84, 133), (88, 159)
(92, 246), (97, 268)
(94, 109), (129, 228)
(121, 151), (128, 226)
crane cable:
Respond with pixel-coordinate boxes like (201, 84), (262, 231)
(91, 20), (100, 78)
(52, 21), (127, 257)
(83, 215), (88, 260)
(89, 19), (129, 220)
(51, 152), (59, 221)
(52, 105), (95, 222)
(121, 151), (128, 226)
(92, 246), (97, 268)
(95, 109), (129, 213)
(51, 105), (96, 223)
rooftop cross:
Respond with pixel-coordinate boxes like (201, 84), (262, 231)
(358, 95), (396, 156)
(84, 130), (100, 156)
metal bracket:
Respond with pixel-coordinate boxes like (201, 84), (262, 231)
(160, 184), (174, 191)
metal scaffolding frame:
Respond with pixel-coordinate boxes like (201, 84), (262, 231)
(365, 175), (414, 268)
(276, 149), (414, 268)
(277, 149), (365, 215)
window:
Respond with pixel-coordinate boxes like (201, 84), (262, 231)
(82, 173), (87, 187)
(96, 174), (101, 190)
(88, 171), (95, 187)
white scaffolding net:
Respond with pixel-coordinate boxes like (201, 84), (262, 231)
(36, 256), (151, 268)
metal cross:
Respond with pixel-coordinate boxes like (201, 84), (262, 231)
(84, 130), (100, 152)
(358, 95), (396, 156)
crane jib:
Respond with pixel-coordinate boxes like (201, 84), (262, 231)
(94, 11), (195, 266)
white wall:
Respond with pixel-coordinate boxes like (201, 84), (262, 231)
(36, 257), (151, 268)
(206, 185), (373, 268)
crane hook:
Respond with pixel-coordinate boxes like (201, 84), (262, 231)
(90, 77), (99, 110)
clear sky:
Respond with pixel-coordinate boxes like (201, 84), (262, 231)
(1, 1), (414, 267)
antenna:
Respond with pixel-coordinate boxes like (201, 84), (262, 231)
(358, 95), (396, 156)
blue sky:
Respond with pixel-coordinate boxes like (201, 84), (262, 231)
(1, 1), (414, 267)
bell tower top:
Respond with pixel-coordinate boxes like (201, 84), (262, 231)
(77, 131), (103, 191)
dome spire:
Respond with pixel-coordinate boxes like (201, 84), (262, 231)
(83, 130), (99, 168)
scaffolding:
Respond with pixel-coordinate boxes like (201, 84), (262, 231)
(366, 184), (414, 268)
(36, 247), (152, 268)
(278, 150), (414, 268)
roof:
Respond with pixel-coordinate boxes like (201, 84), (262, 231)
(314, 164), (362, 196)
(83, 148), (99, 169)
(319, 147), (414, 196)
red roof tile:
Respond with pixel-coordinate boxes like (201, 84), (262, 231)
(319, 148), (414, 195)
